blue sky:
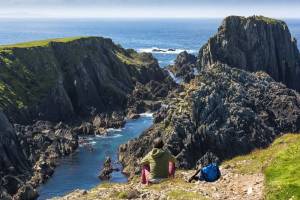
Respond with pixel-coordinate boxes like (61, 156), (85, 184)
(1, 0), (300, 18)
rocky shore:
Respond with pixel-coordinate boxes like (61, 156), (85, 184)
(1, 15), (300, 200)
(119, 63), (300, 176)
(0, 37), (175, 199)
(119, 16), (300, 177)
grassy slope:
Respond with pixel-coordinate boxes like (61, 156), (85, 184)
(0, 37), (150, 111)
(224, 134), (300, 200)
(0, 46), (59, 109)
(0, 37), (84, 49)
(58, 134), (300, 200)
(0, 37), (85, 109)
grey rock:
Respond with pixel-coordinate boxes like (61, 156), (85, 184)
(168, 51), (197, 83)
(198, 15), (300, 91)
(119, 64), (300, 175)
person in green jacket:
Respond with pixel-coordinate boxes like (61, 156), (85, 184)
(141, 137), (176, 184)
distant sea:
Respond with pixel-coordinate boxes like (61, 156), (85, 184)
(0, 18), (299, 67)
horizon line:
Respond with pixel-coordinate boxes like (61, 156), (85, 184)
(1, 16), (300, 20)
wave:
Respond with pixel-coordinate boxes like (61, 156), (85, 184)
(96, 133), (123, 139)
(167, 70), (183, 84)
(138, 47), (196, 55)
(79, 140), (97, 147)
(139, 112), (154, 117)
(107, 128), (123, 132)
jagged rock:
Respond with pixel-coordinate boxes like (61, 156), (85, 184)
(13, 184), (38, 200)
(198, 15), (300, 91)
(127, 113), (140, 120)
(196, 152), (220, 168)
(92, 112), (126, 131)
(0, 37), (173, 124)
(119, 64), (300, 176)
(0, 111), (31, 199)
(98, 157), (114, 180)
(12, 121), (78, 192)
(0, 36), (176, 198)
(168, 51), (198, 83)
(73, 122), (94, 135)
(0, 189), (12, 200)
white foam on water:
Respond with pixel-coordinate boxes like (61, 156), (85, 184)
(96, 133), (123, 139)
(167, 70), (183, 84)
(139, 112), (154, 117)
(138, 47), (195, 55)
(193, 68), (200, 76)
(107, 128), (123, 132)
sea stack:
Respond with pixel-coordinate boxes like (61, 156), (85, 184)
(198, 15), (300, 91)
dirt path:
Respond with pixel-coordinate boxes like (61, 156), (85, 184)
(52, 166), (264, 200)
(181, 166), (264, 200)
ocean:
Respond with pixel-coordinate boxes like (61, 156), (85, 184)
(0, 18), (300, 67)
(1, 18), (300, 199)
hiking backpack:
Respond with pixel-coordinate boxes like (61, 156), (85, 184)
(199, 163), (221, 182)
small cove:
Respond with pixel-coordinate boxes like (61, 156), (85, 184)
(38, 114), (153, 200)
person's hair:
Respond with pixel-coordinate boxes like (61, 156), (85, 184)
(153, 137), (164, 149)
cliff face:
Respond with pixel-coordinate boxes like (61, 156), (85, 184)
(0, 37), (170, 124)
(0, 37), (174, 199)
(198, 16), (300, 91)
(0, 111), (30, 175)
(119, 64), (300, 175)
(0, 111), (32, 199)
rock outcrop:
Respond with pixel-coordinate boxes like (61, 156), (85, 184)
(198, 15), (300, 91)
(0, 37), (173, 124)
(168, 51), (198, 83)
(0, 37), (175, 199)
(119, 63), (300, 176)
(0, 111), (32, 199)
(98, 157), (114, 180)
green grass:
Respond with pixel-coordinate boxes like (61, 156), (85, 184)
(0, 37), (85, 49)
(0, 46), (59, 109)
(223, 134), (300, 200)
(114, 50), (144, 66)
(114, 49), (155, 67)
(254, 16), (286, 26)
(265, 135), (300, 200)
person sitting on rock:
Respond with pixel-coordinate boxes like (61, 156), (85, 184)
(141, 137), (176, 184)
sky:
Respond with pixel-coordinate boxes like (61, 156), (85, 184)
(0, 0), (300, 19)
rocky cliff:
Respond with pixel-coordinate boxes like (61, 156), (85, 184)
(0, 111), (30, 178)
(0, 37), (175, 199)
(0, 111), (33, 199)
(0, 37), (172, 124)
(167, 51), (198, 83)
(198, 15), (300, 91)
(119, 63), (300, 175)
(0, 110), (79, 200)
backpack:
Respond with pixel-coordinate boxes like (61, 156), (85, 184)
(199, 163), (221, 182)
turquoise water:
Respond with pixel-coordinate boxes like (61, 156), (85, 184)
(1, 18), (300, 199)
(38, 114), (153, 200)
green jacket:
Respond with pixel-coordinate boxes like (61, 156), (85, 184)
(141, 148), (176, 179)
